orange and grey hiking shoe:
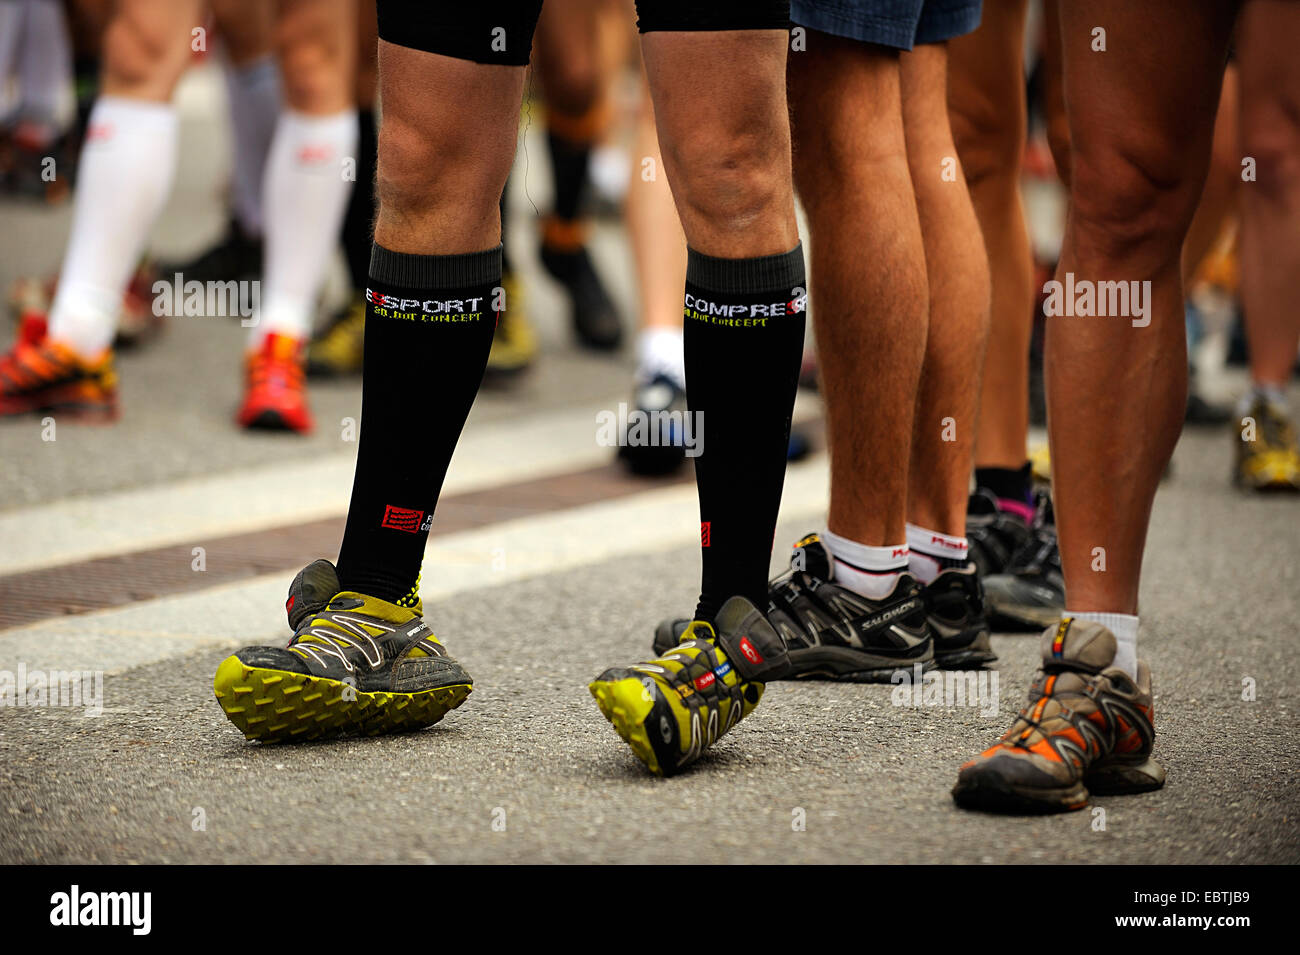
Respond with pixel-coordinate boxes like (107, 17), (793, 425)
(0, 334), (117, 420)
(953, 617), (1165, 814)
(590, 596), (791, 776)
(236, 332), (313, 433)
(213, 559), (473, 743)
(1234, 394), (1300, 492)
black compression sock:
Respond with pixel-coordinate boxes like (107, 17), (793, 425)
(341, 109), (378, 291)
(685, 244), (806, 621)
(975, 462), (1034, 506)
(545, 129), (591, 226)
(334, 243), (500, 605)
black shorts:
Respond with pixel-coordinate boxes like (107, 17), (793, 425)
(377, 1), (792, 67)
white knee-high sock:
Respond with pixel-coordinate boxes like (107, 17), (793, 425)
(48, 96), (179, 357)
(222, 54), (280, 238)
(1067, 610), (1138, 677)
(249, 108), (357, 346)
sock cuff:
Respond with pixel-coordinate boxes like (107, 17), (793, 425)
(906, 523), (968, 556)
(822, 528), (909, 572)
(90, 95), (177, 129)
(368, 243), (502, 290)
(686, 242), (805, 295)
(1066, 611), (1139, 638)
(279, 106), (359, 131)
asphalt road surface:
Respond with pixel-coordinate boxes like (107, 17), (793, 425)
(0, 63), (1296, 865)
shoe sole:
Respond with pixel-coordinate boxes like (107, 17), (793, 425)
(787, 646), (935, 684)
(588, 676), (663, 776)
(951, 773), (1090, 815)
(0, 393), (118, 421)
(986, 595), (1062, 631)
(933, 623), (997, 669)
(934, 647), (998, 668)
(240, 409), (312, 433)
(1086, 754), (1167, 795)
(213, 657), (471, 743)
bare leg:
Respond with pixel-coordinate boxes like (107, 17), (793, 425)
(789, 33), (926, 547)
(1050, 0), (1235, 614)
(1236, 0), (1300, 392)
(949, 0), (1033, 475)
(903, 42), (990, 537)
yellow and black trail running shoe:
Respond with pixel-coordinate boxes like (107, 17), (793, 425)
(306, 296), (365, 378)
(1235, 394), (1300, 492)
(213, 559), (472, 743)
(590, 596), (790, 776)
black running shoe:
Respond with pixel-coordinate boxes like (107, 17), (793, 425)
(618, 373), (688, 475)
(965, 488), (1031, 578)
(157, 218), (261, 285)
(922, 565), (997, 668)
(539, 243), (623, 350)
(213, 559), (472, 742)
(982, 492), (1065, 630)
(654, 535), (936, 682)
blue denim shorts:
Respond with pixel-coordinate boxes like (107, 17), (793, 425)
(791, 0), (983, 50)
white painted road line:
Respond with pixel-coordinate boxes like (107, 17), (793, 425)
(0, 456), (829, 678)
(0, 402), (620, 576)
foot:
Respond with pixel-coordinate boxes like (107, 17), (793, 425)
(1235, 394), (1300, 492)
(156, 218), (262, 285)
(965, 487), (1031, 578)
(655, 534), (937, 682)
(0, 334), (117, 420)
(237, 333), (313, 433)
(982, 491), (1064, 630)
(952, 616), (1165, 814)
(213, 559), (473, 743)
(922, 565), (997, 669)
(306, 296), (364, 377)
(590, 596), (789, 776)
(483, 272), (537, 381)
(617, 373), (688, 475)
(539, 241), (622, 351)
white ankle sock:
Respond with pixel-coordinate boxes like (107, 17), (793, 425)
(48, 96), (179, 357)
(222, 54), (280, 238)
(905, 523), (969, 584)
(636, 327), (685, 387)
(249, 108), (358, 347)
(1067, 610), (1138, 677)
(821, 528), (909, 600)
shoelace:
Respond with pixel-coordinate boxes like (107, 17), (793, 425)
(249, 352), (304, 392)
(287, 602), (394, 674)
(0, 344), (71, 390)
(1255, 404), (1298, 451)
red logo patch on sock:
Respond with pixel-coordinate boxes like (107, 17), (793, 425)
(285, 595), (295, 613)
(738, 636), (763, 665)
(701, 522), (711, 547)
(381, 505), (424, 533)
